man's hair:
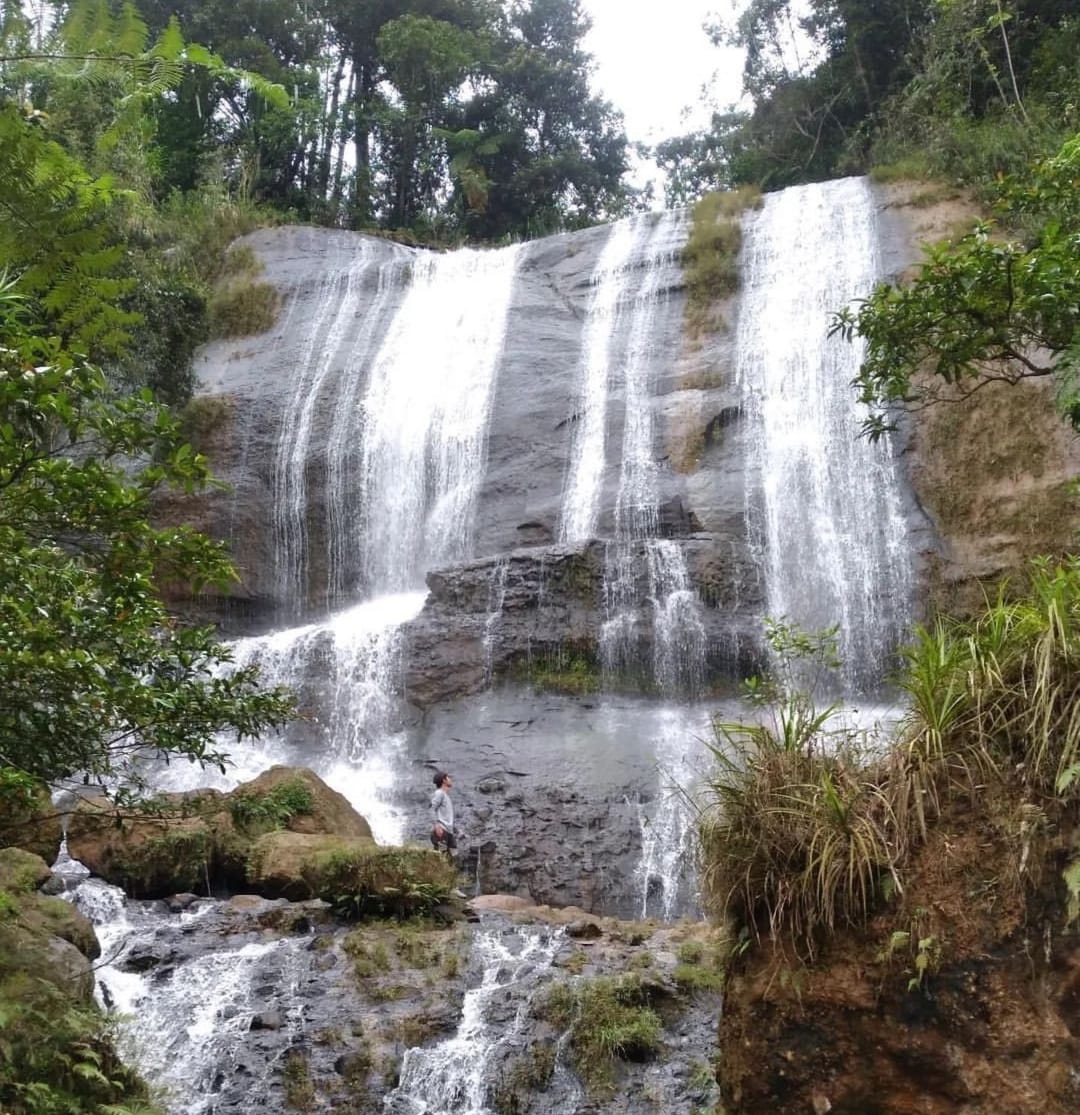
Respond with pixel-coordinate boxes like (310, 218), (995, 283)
(433, 771), (449, 788)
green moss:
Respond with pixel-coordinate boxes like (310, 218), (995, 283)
(869, 157), (934, 183)
(537, 974), (663, 1096)
(343, 932), (391, 980)
(393, 927), (439, 968)
(208, 278), (280, 338)
(683, 186), (762, 337)
(114, 826), (213, 895)
(179, 394), (232, 452)
(491, 1042), (557, 1114)
(0, 847), (51, 894)
(515, 649), (602, 695)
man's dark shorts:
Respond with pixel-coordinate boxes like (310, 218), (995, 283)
(431, 827), (457, 852)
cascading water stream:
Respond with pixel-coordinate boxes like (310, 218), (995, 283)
(385, 926), (563, 1115)
(360, 245), (523, 594)
(736, 177), (913, 691)
(556, 211), (709, 917)
(325, 254), (412, 603)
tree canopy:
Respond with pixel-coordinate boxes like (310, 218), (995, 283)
(0, 292), (294, 801)
(833, 132), (1080, 438)
(656, 0), (1080, 199)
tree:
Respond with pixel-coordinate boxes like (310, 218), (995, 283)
(832, 133), (1080, 438)
(446, 0), (630, 239)
(0, 290), (293, 800)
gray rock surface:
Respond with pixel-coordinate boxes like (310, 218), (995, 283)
(94, 890), (722, 1115)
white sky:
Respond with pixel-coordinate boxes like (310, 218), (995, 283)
(582, 0), (747, 149)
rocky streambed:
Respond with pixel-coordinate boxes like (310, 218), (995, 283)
(60, 873), (725, 1115)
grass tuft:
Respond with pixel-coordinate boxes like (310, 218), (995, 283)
(682, 186), (761, 337)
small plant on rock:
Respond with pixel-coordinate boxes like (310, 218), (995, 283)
(537, 974), (663, 1096)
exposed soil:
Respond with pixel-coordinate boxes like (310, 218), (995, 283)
(717, 791), (1080, 1115)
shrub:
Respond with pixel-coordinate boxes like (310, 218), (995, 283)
(311, 846), (458, 920)
(699, 560), (1080, 960)
(207, 279), (280, 338)
(699, 709), (900, 960)
(897, 557), (1080, 817)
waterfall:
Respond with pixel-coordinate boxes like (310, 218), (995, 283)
(325, 258), (412, 603)
(736, 177), (913, 691)
(558, 216), (644, 544)
(385, 926), (563, 1114)
(153, 593), (426, 843)
(634, 706), (710, 920)
(360, 244), (523, 595)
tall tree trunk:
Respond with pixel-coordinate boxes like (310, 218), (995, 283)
(318, 49), (346, 197)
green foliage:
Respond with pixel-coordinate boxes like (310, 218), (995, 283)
(282, 1050), (315, 1112)
(343, 933), (392, 981)
(517, 649), (602, 695)
(113, 828), (212, 895)
(1064, 858), (1080, 927)
(833, 133), (1080, 440)
(698, 620), (902, 958)
(0, 893), (158, 1115)
(682, 186), (761, 335)
(876, 910), (942, 992)
(537, 974), (663, 1096)
(0, 305), (294, 797)
(701, 560), (1080, 958)
(896, 557), (1080, 811)
(0, 0), (287, 372)
(312, 846), (458, 921)
(230, 778), (314, 833)
(659, 1), (1077, 198)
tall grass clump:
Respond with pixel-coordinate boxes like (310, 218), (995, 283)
(682, 185), (761, 336)
(698, 621), (904, 959)
(898, 557), (1080, 806)
(699, 560), (1080, 959)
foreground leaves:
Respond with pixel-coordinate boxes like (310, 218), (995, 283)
(0, 310), (293, 798)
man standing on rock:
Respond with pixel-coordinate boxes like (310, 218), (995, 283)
(430, 772), (456, 859)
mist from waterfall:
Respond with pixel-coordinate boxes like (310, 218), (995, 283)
(736, 177), (914, 692)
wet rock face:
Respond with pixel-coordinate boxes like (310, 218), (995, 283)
(402, 540), (762, 708)
(91, 889), (724, 1115)
(163, 221), (760, 651)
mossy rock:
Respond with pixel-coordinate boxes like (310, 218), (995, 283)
(230, 767), (373, 840)
(307, 844), (459, 920)
(0, 784), (62, 864)
(246, 832), (377, 901)
(0, 847), (52, 893)
(22, 895), (100, 960)
(1, 925), (95, 1001)
(66, 791), (244, 898)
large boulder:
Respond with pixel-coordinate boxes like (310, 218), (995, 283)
(0, 846), (53, 892)
(246, 832), (375, 900)
(0, 785), (63, 864)
(66, 789), (240, 898)
(231, 767), (372, 840)
(65, 769), (373, 899)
